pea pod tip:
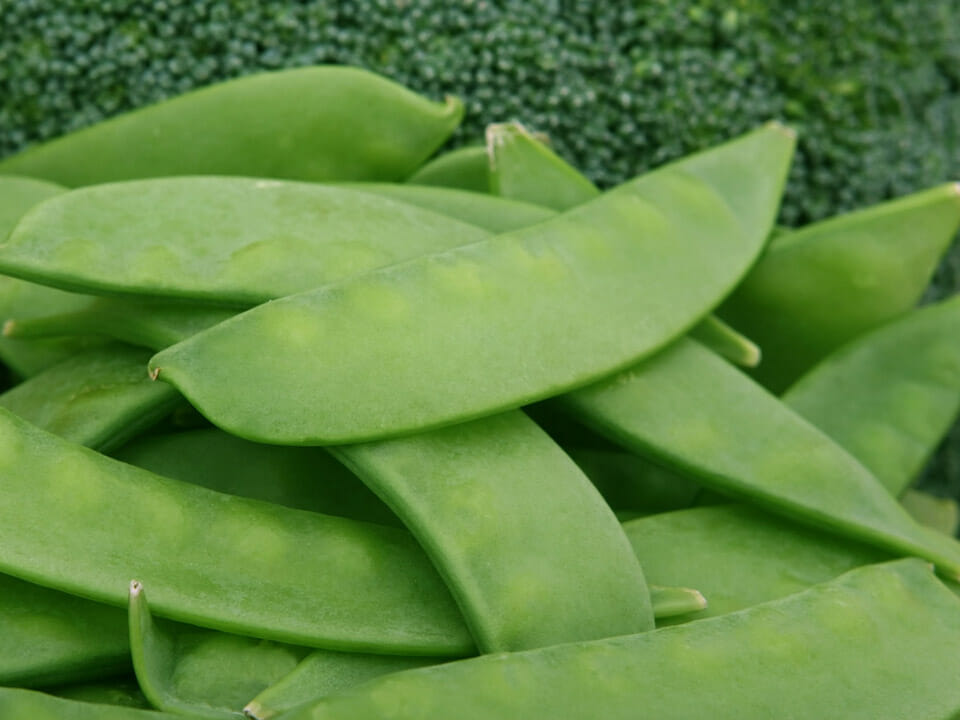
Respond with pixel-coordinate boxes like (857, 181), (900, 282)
(129, 579), (144, 597)
(764, 120), (797, 139)
(148, 367), (161, 381)
(243, 701), (266, 720)
(1, 319), (15, 337)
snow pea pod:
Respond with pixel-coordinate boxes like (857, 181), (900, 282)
(129, 582), (304, 720)
(718, 182), (960, 392)
(0, 687), (180, 719)
(687, 315), (760, 368)
(559, 338), (960, 577)
(0, 344), (181, 452)
(0, 176), (100, 376)
(783, 295), (960, 495)
(333, 410), (654, 653)
(406, 146), (490, 193)
(1, 178), (489, 306)
(281, 560), (960, 720)
(0, 67), (463, 187)
(0, 407), (473, 655)
(901, 489), (960, 537)
(150, 124), (795, 444)
(52, 677), (150, 710)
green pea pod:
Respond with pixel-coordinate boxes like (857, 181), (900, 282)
(646, 585), (707, 619)
(486, 121), (760, 368)
(718, 182), (960, 392)
(782, 295), (960, 495)
(335, 182), (555, 233)
(901, 489), (960, 537)
(406, 146), (490, 193)
(0, 407), (473, 655)
(0, 176), (101, 377)
(149, 124), (795, 444)
(0, 573), (129, 687)
(0, 345), (181, 453)
(280, 560), (960, 720)
(559, 338), (960, 577)
(0, 687), (181, 719)
(129, 581), (304, 720)
(333, 411), (654, 653)
(52, 677), (150, 710)
(0, 67), (463, 187)
(114, 428), (399, 527)
(1, 178), (490, 306)
(623, 504), (890, 624)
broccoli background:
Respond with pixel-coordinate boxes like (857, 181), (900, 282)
(1, 0), (959, 496)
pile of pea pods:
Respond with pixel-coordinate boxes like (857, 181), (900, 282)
(1, 66), (960, 719)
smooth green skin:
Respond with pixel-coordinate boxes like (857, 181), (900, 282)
(783, 295), (960, 496)
(486, 121), (760, 369)
(280, 560), (960, 720)
(5, 298), (234, 350)
(646, 585), (707, 619)
(623, 504), (890, 625)
(336, 182), (556, 233)
(150, 124), (795, 444)
(1, 177), (490, 306)
(246, 652), (439, 720)
(0, 573), (130, 687)
(564, 447), (702, 516)
(0, 176), (101, 377)
(560, 338), (960, 577)
(486, 122), (601, 211)
(0, 688), (180, 719)
(0, 407), (473, 655)
(901, 489), (960, 537)
(333, 410), (654, 653)
(0, 344), (181, 453)
(129, 582), (306, 719)
(0, 66), (463, 187)
(406, 146), (490, 193)
(52, 676), (150, 709)
(113, 428), (399, 527)
(718, 182), (960, 393)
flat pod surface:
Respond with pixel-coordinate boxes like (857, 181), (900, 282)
(150, 125), (794, 444)
(0, 66), (463, 186)
(405, 146), (490, 194)
(280, 560), (960, 720)
(1, 177), (490, 305)
(0, 687), (179, 718)
(0, 408), (472, 655)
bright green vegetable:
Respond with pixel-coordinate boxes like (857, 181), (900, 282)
(0, 178), (489, 306)
(406, 146), (490, 194)
(560, 338), (960, 577)
(333, 410), (654, 653)
(0, 687), (180, 719)
(0, 67), (463, 187)
(0, 344), (181, 452)
(149, 124), (794, 444)
(901, 489), (960, 537)
(0, 407), (473, 655)
(687, 315), (761, 368)
(718, 183), (960, 392)
(782, 295), (960, 495)
(279, 560), (960, 720)
(51, 677), (150, 710)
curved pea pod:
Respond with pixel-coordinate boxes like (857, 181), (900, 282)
(149, 124), (795, 444)
(0, 178), (489, 306)
(0, 176), (101, 376)
(782, 295), (960, 495)
(0, 67), (463, 187)
(406, 145), (490, 193)
(0, 407), (473, 655)
(560, 338), (960, 577)
(0, 345), (181, 452)
(486, 121), (760, 368)
(129, 581), (306, 719)
(114, 428), (399, 527)
(52, 677), (150, 710)
(282, 560), (960, 720)
(0, 687), (182, 719)
(333, 411), (654, 653)
(901, 489), (960, 537)
(623, 504), (890, 624)
(718, 182), (960, 392)
(0, 573), (129, 687)
(335, 182), (556, 233)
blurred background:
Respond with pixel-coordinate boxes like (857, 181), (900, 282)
(1, 0), (959, 496)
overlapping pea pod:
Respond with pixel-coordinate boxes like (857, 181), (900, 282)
(0, 67), (463, 187)
(717, 181), (960, 392)
(0, 176), (102, 377)
(0, 687), (180, 719)
(485, 121), (762, 368)
(148, 123), (795, 444)
(406, 145), (490, 193)
(278, 560), (960, 720)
